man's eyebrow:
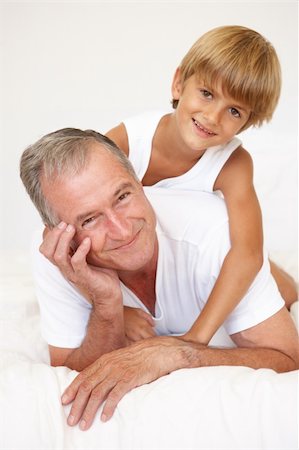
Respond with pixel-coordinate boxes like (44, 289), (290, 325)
(113, 181), (135, 197)
(75, 209), (98, 225)
(75, 181), (135, 224)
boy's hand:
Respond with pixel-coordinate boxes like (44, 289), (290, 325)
(40, 222), (121, 307)
(124, 306), (156, 343)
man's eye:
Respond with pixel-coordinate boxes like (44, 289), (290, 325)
(118, 192), (130, 201)
(229, 107), (241, 118)
(200, 89), (212, 99)
(82, 217), (95, 228)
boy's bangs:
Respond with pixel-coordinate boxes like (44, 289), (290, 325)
(200, 63), (259, 114)
(198, 60), (276, 126)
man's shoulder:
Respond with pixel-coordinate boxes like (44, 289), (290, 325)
(144, 187), (229, 243)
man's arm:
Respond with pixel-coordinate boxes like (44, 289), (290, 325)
(49, 298), (125, 370)
(39, 223), (126, 370)
(61, 306), (299, 430)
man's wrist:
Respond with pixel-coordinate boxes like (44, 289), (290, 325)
(92, 290), (123, 309)
(170, 336), (206, 371)
(92, 299), (124, 324)
(144, 336), (204, 375)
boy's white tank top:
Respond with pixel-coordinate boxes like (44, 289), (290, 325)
(123, 109), (242, 193)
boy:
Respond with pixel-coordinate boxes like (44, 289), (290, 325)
(106, 25), (297, 344)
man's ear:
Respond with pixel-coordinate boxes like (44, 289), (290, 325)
(42, 226), (50, 239)
(171, 67), (183, 100)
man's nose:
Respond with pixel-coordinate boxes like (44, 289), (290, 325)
(105, 213), (131, 240)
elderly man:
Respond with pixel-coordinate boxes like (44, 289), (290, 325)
(20, 128), (299, 431)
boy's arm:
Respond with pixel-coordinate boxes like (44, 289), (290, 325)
(105, 123), (129, 155)
(184, 147), (264, 344)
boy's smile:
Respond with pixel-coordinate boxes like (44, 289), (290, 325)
(171, 72), (251, 153)
(192, 118), (217, 137)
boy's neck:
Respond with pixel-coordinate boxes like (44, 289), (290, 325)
(141, 113), (206, 186)
(156, 113), (206, 161)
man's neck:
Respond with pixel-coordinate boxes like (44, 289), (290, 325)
(118, 240), (158, 316)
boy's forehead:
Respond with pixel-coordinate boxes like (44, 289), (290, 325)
(195, 74), (227, 94)
(194, 74), (249, 107)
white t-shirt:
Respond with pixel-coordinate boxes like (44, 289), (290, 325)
(32, 188), (284, 348)
(123, 110), (242, 192)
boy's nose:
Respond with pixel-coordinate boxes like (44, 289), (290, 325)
(203, 106), (222, 125)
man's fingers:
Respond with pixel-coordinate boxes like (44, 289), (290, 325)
(41, 224), (90, 285)
(40, 222), (77, 279)
(65, 374), (104, 427)
(62, 359), (106, 407)
(144, 327), (156, 338)
(66, 379), (93, 427)
(39, 222), (67, 260)
(69, 380), (129, 430)
(53, 224), (76, 267)
(62, 378), (80, 406)
(78, 385), (109, 430)
(101, 383), (130, 422)
(65, 375), (115, 430)
(142, 312), (155, 327)
(62, 366), (97, 405)
(135, 308), (155, 326)
(131, 322), (156, 341)
(70, 237), (91, 272)
(137, 326), (156, 340)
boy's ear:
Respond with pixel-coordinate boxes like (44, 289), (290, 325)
(171, 67), (183, 100)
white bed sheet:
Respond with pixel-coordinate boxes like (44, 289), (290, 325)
(0, 257), (298, 450)
(1, 133), (298, 449)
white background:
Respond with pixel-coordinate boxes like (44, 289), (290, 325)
(0, 1), (297, 261)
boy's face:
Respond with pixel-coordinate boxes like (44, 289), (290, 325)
(171, 70), (251, 152)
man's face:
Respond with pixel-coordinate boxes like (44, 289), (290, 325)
(42, 144), (157, 272)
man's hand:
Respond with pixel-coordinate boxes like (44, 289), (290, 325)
(40, 223), (126, 370)
(61, 336), (188, 430)
(40, 223), (121, 306)
(60, 307), (299, 429)
(124, 306), (156, 343)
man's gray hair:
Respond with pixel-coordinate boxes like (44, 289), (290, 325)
(20, 128), (138, 228)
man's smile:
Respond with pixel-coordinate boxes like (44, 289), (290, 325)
(109, 229), (142, 252)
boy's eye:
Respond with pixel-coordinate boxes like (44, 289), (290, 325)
(200, 89), (213, 99)
(229, 107), (241, 118)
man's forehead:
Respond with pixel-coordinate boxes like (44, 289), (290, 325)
(87, 142), (124, 168)
(84, 141), (109, 162)
(41, 140), (137, 202)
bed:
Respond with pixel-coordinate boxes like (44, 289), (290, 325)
(1, 132), (298, 450)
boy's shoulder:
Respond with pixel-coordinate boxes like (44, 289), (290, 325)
(123, 109), (171, 126)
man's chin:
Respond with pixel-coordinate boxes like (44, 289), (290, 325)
(85, 255), (143, 272)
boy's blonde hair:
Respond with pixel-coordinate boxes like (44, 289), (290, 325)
(172, 25), (281, 132)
